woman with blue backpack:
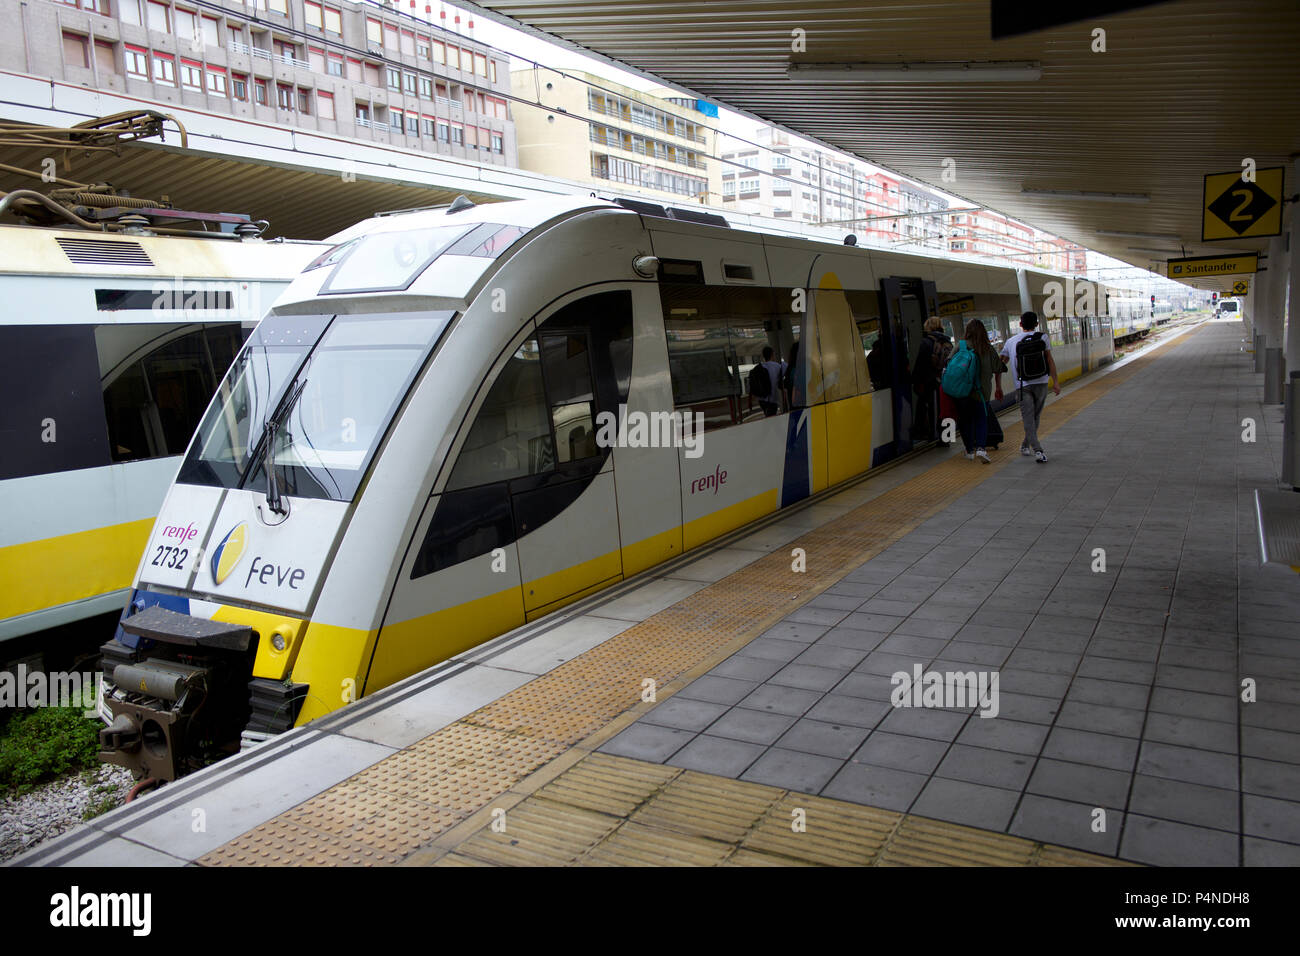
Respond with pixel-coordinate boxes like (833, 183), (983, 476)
(940, 319), (1000, 464)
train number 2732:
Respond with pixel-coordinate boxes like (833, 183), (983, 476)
(151, 546), (189, 570)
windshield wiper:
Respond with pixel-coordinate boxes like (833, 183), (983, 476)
(262, 377), (307, 516)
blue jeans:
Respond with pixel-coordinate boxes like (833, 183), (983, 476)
(956, 394), (987, 453)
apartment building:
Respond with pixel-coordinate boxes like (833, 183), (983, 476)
(510, 67), (713, 204)
(948, 208), (1036, 263)
(7, 0), (517, 165)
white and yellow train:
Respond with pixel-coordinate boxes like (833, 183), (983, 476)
(97, 195), (1118, 779)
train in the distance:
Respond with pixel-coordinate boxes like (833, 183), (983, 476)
(98, 193), (1145, 780)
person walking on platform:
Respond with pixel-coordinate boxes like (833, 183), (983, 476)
(912, 316), (953, 442)
(1000, 311), (1060, 463)
(940, 328), (989, 463)
(965, 318), (1006, 450)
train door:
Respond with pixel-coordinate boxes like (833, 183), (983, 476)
(513, 287), (630, 618)
(879, 277), (938, 452)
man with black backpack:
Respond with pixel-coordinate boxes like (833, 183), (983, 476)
(747, 345), (785, 417)
(999, 311), (1060, 463)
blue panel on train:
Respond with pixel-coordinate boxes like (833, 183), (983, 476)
(780, 410), (811, 508)
(113, 589), (190, 649)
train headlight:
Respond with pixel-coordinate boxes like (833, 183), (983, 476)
(270, 629), (289, 652)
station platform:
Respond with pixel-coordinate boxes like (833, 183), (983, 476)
(14, 318), (1299, 868)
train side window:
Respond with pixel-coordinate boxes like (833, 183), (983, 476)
(539, 332), (598, 463)
(811, 288), (865, 402)
(856, 318), (887, 392)
(445, 337), (554, 490)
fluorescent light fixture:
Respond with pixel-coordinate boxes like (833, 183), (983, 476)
(1127, 247), (1183, 255)
(788, 61), (1041, 82)
(1097, 229), (1181, 241)
(1021, 188), (1150, 204)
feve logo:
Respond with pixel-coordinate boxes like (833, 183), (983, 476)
(210, 522), (249, 585)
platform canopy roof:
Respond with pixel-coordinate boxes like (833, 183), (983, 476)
(464, 0), (1300, 289)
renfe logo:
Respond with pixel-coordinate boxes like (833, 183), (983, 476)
(690, 465), (728, 495)
(160, 522), (199, 543)
(210, 522), (249, 585)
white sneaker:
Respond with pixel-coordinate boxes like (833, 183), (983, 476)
(1035, 450), (1048, 463)
(975, 449), (990, 464)
(1020, 445), (1032, 456)
(964, 452), (975, 460)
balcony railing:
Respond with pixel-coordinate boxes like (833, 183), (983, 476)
(229, 40), (308, 68)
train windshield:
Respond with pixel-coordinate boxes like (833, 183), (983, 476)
(178, 309), (453, 501)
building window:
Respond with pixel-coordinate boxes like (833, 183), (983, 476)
(268, 0), (287, 13)
(181, 60), (203, 91)
(400, 30), (414, 56)
(201, 15), (219, 47)
(304, 1), (322, 29)
(228, 24), (242, 47)
(432, 41), (445, 65)
(406, 114), (418, 135)
(465, 126), (477, 149)
(323, 5), (341, 34)
(384, 24), (398, 49)
(403, 73), (416, 95)
(492, 133), (503, 154)
(62, 31), (89, 69)
(417, 37), (429, 59)
(446, 45), (459, 70)
(93, 39), (115, 72)
(479, 126), (491, 149)
(318, 91), (334, 120)
(326, 53), (343, 76)
(437, 120), (449, 142)
(390, 109), (402, 131)
(366, 18), (381, 45)
(418, 76), (432, 98)
(297, 89), (311, 114)
(125, 45), (148, 78)
(421, 116), (434, 136)
(355, 104), (370, 125)
(346, 58), (362, 81)
(722, 180), (735, 197)
(463, 89), (474, 111)
(308, 47), (325, 72)
(478, 92), (487, 113)
(451, 123), (463, 145)
(146, 0), (169, 32)
(475, 52), (488, 77)
(490, 60), (498, 83)
(206, 69), (227, 96)
(152, 51), (175, 83)
(232, 73), (248, 100)
(277, 83), (293, 110)
(436, 81), (448, 100)
(121, 0), (142, 24)
(175, 7), (197, 41)
(364, 62), (380, 86)
(387, 68), (401, 90)
(255, 78), (267, 104)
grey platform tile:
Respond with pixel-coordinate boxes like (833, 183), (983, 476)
(738, 636), (812, 663)
(776, 718), (872, 760)
(1055, 700), (1145, 738)
(937, 641), (1012, 668)
(1243, 837), (1300, 866)
(817, 626), (890, 653)
(1084, 637), (1161, 664)
(758, 621), (832, 644)
(1243, 794), (1300, 845)
(1075, 656), (1155, 685)
(840, 611), (908, 634)
(737, 683), (822, 717)
(996, 668), (1072, 699)
(706, 707), (799, 746)
(987, 691), (1059, 725)
(1241, 726), (1300, 765)
(1004, 647), (1081, 676)
(805, 693), (892, 729)
(911, 777), (1020, 832)
(1241, 757), (1300, 800)
(807, 592), (870, 612)
(339, 664), (534, 749)
(676, 674), (758, 705)
(1128, 774), (1239, 833)
(851, 731), (949, 775)
(641, 696), (730, 733)
(821, 761), (928, 812)
(53, 837), (189, 868)
(825, 580), (883, 600)
(877, 706), (970, 742)
(120, 733), (396, 860)
(952, 623), (1025, 647)
(740, 746), (844, 794)
(1027, 758), (1132, 807)
(935, 744), (1035, 790)
(1042, 727), (1140, 772)
(1148, 686), (1238, 723)
(668, 734), (766, 778)
(877, 633), (950, 657)
(859, 597), (924, 618)
(709, 654), (788, 683)
(1142, 712), (1238, 754)
(599, 722), (694, 763)
(832, 670), (897, 702)
(1028, 612), (1101, 637)
(1119, 815), (1239, 867)
(890, 617), (967, 641)
(770, 662), (849, 692)
(1065, 677), (1151, 710)
(1010, 794), (1121, 857)
(785, 605), (854, 627)
(908, 602), (976, 624)
(666, 545), (764, 583)
(955, 717), (1050, 756)
(1017, 630), (1092, 654)
(1154, 663), (1237, 697)
(1137, 740), (1238, 790)
(1090, 622), (1165, 645)
(589, 576), (706, 622)
(794, 642), (871, 671)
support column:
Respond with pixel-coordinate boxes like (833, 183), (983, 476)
(1286, 158), (1299, 374)
(1262, 234), (1287, 349)
(1016, 269), (1032, 315)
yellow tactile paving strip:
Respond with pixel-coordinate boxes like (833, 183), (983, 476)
(199, 328), (1200, 867)
(425, 752), (1135, 867)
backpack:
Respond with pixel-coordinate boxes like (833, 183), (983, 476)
(941, 345), (979, 398)
(928, 333), (955, 382)
(748, 362), (772, 400)
(1015, 332), (1049, 381)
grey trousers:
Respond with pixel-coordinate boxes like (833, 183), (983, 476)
(1018, 383), (1048, 451)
